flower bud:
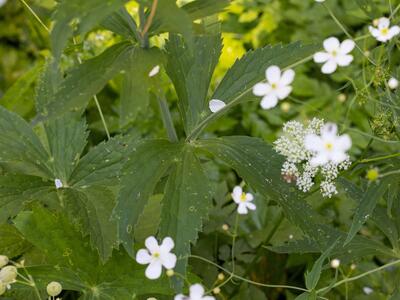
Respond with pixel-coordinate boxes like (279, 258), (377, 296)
(166, 269), (174, 277)
(366, 168), (379, 182)
(330, 259), (340, 269)
(222, 224), (229, 231)
(217, 273), (225, 281)
(0, 280), (5, 296)
(388, 77), (399, 90)
(213, 287), (221, 294)
(0, 255), (9, 268)
(46, 281), (62, 297)
(0, 266), (17, 284)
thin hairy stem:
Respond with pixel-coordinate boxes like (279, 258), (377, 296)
(141, 0), (158, 38)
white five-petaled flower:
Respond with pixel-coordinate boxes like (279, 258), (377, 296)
(313, 37), (355, 74)
(304, 123), (351, 167)
(231, 186), (256, 214)
(136, 236), (177, 280)
(175, 284), (215, 300)
(209, 99), (226, 113)
(253, 66), (295, 110)
(369, 17), (400, 42)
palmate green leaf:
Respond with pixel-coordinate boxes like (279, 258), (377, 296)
(120, 47), (164, 127)
(62, 186), (118, 262)
(181, 0), (231, 20)
(159, 148), (213, 287)
(14, 206), (173, 298)
(165, 33), (222, 134)
(211, 42), (318, 103)
(340, 178), (391, 245)
(36, 42), (135, 123)
(0, 106), (52, 178)
(197, 136), (323, 239)
(372, 205), (399, 250)
(113, 140), (183, 256)
(51, 0), (128, 60)
(0, 224), (31, 258)
(101, 7), (139, 40)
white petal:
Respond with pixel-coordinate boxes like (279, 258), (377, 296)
(54, 179), (63, 189)
(136, 249), (152, 265)
(280, 69), (295, 85)
(310, 153), (329, 167)
(336, 54), (353, 66)
(245, 193), (254, 202)
(323, 37), (340, 52)
(276, 86), (292, 100)
(237, 203), (248, 214)
(232, 186), (242, 203)
(378, 17), (390, 30)
(304, 134), (323, 152)
(209, 99), (226, 113)
(369, 26), (380, 38)
(321, 123), (338, 138)
(160, 237), (175, 252)
(266, 65), (281, 83)
(145, 261), (163, 279)
(340, 40), (355, 54)
(161, 253), (177, 269)
(321, 60), (338, 74)
(190, 284), (205, 297)
(313, 52), (330, 63)
(203, 297), (216, 300)
(331, 151), (347, 164)
(337, 134), (352, 151)
(253, 82), (270, 96)
(389, 26), (400, 39)
(145, 236), (159, 253)
(174, 294), (186, 300)
(246, 202), (256, 211)
(260, 94), (278, 109)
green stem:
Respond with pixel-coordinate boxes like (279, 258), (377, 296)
(380, 169), (400, 178)
(317, 259), (400, 294)
(158, 96), (178, 142)
(185, 55), (314, 141)
(19, 0), (50, 33)
(359, 152), (400, 163)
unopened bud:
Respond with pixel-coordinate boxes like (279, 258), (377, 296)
(330, 259), (340, 269)
(388, 77), (399, 90)
(46, 281), (62, 297)
(213, 287), (221, 294)
(222, 224), (229, 231)
(350, 263), (356, 270)
(0, 255), (9, 268)
(166, 269), (174, 277)
(281, 102), (291, 113)
(0, 266), (17, 284)
(337, 93), (346, 103)
(366, 168), (379, 182)
(217, 273), (225, 281)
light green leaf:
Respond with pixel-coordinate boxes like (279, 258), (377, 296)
(0, 224), (31, 258)
(159, 148), (212, 287)
(51, 0), (128, 60)
(101, 7), (139, 40)
(113, 140), (183, 256)
(36, 42), (135, 122)
(212, 42), (318, 103)
(0, 106), (52, 178)
(165, 33), (222, 134)
(134, 194), (163, 242)
(181, 0), (230, 20)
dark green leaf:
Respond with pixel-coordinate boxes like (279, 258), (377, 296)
(101, 7), (139, 40)
(0, 224), (31, 258)
(113, 140), (183, 256)
(181, 0), (230, 20)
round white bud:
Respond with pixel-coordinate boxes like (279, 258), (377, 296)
(166, 269), (174, 277)
(388, 77), (399, 90)
(217, 273), (225, 281)
(222, 224), (229, 231)
(330, 259), (340, 269)
(0, 266), (17, 284)
(213, 287), (221, 294)
(46, 281), (62, 297)
(0, 255), (9, 268)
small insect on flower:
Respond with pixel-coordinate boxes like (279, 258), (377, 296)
(369, 17), (400, 43)
(136, 236), (177, 280)
(313, 37), (355, 74)
(148, 65), (160, 77)
(0, 255), (8, 268)
(388, 77), (399, 90)
(304, 123), (351, 167)
(175, 284), (215, 300)
(47, 281), (62, 297)
(231, 186), (256, 215)
(209, 99), (226, 113)
(253, 65), (295, 109)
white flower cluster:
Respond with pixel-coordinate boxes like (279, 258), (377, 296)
(0, 255), (17, 296)
(274, 118), (351, 197)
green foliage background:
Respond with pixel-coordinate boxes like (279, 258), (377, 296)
(0, 0), (400, 299)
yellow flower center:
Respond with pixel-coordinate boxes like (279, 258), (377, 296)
(331, 50), (337, 57)
(153, 252), (160, 258)
(324, 142), (333, 151)
(366, 168), (379, 181)
(240, 193), (247, 202)
(271, 83), (277, 89)
(381, 28), (389, 35)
